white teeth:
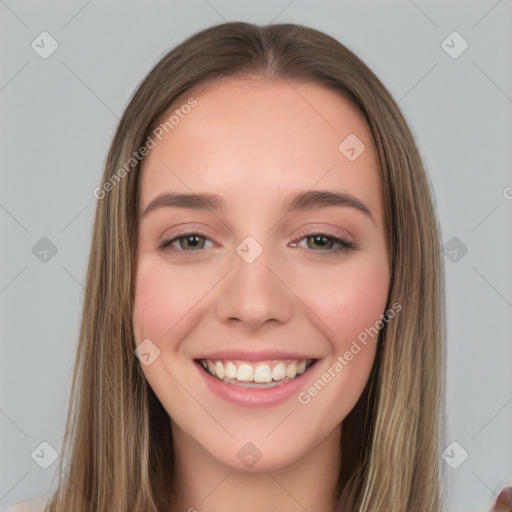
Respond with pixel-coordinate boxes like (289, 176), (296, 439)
(271, 362), (286, 381)
(253, 365), (272, 383)
(237, 363), (254, 382)
(225, 361), (237, 379)
(214, 361), (225, 379)
(200, 358), (314, 384)
(206, 360), (216, 375)
(286, 362), (297, 379)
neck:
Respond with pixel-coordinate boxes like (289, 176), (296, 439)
(170, 422), (341, 512)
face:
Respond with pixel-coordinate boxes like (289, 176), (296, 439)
(132, 77), (390, 472)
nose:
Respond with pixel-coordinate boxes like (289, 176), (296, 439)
(214, 242), (294, 331)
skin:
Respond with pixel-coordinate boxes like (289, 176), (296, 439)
(132, 77), (390, 512)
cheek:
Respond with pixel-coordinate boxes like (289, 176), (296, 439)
(304, 257), (390, 347)
(133, 268), (170, 342)
(296, 263), (389, 423)
(132, 261), (192, 404)
(132, 259), (206, 342)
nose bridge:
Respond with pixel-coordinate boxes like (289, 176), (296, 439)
(214, 235), (293, 329)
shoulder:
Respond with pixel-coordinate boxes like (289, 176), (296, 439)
(1, 494), (51, 512)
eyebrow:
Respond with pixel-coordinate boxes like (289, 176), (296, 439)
(141, 189), (375, 223)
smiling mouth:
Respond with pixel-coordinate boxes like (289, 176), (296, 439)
(196, 358), (317, 388)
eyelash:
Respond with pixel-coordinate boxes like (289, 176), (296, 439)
(157, 230), (358, 256)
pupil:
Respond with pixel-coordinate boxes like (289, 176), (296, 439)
(186, 235), (201, 248)
(310, 235), (331, 250)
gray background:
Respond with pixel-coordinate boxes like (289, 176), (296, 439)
(1, 1), (511, 511)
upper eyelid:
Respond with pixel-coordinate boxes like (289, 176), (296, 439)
(162, 229), (349, 241)
(160, 222), (353, 242)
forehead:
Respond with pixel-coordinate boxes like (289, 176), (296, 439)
(139, 77), (383, 222)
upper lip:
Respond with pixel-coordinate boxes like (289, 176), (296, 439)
(194, 350), (320, 362)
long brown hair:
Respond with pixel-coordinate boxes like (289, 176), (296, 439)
(46, 22), (445, 511)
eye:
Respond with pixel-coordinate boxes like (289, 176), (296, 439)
(158, 232), (214, 254)
(289, 231), (358, 254)
(158, 230), (358, 256)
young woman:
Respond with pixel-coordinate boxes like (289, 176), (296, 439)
(4, 21), (465, 512)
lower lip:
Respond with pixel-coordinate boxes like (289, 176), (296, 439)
(195, 361), (319, 408)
